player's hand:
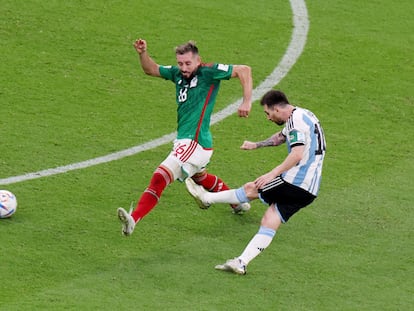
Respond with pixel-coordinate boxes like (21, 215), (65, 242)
(240, 141), (257, 150)
(254, 171), (276, 189)
(134, 39), (147, 55)
(237, 101), (251, 118)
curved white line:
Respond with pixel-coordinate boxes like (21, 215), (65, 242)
(0, 0), (309, 186)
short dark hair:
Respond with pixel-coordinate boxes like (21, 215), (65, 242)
(260, 90), (290, 108)
(175, 41), (199, 55)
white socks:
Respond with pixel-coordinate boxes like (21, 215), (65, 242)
(238, 226), (276, 265)
(204, 189), (240, 205)
(203, 186), (249, 205)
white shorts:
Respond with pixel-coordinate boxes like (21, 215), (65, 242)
(160, 139), (213, 181)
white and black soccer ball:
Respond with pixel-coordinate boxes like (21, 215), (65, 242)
(0, 190), (17, 218)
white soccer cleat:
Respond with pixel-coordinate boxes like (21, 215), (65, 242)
(117, 207), (136, 236)
(232, 202), (251, 214)
(185, 178), (211, 209)
(215, 257), (247, 275)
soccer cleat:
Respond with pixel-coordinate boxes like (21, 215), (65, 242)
(232, 202), (251, 214)
(215, 257), (247, 275)
(185, 178), (211, 209)
(117, 207), (136, 236)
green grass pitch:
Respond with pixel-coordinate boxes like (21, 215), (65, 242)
(1, 0), (413, 310)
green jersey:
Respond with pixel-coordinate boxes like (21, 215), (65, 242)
(159, 63), (233, 148)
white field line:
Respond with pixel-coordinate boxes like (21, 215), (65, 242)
(0, 0), (309, 186)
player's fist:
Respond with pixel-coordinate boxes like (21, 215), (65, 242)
(237, 101), (251, 118)
(134, 39), (147, 54)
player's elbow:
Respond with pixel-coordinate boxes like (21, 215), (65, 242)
(295, 153), (303, 163)
(233, 65), (251, 78)
(143, 68), (158, 76)
(142, 65), (160, 77)
(240, 65), (251, 77)
(143, 69), (154, 76)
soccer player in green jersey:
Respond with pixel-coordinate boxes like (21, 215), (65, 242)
(117, 38), (253, 236)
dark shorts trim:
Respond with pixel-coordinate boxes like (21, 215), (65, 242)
(258, 176), (316, 222)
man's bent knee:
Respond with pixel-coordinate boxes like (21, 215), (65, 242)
(244, 182), (259, 200)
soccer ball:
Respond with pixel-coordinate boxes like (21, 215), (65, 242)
(0, 190), (17, 218)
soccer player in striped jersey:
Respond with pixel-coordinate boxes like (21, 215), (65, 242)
(117, 39), (253, 236)
(186, 90), (326, 274)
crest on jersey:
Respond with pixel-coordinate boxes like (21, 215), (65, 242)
(190, 76), (198, 88)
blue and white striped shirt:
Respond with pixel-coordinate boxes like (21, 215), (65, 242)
(281, 107), (326, 196)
